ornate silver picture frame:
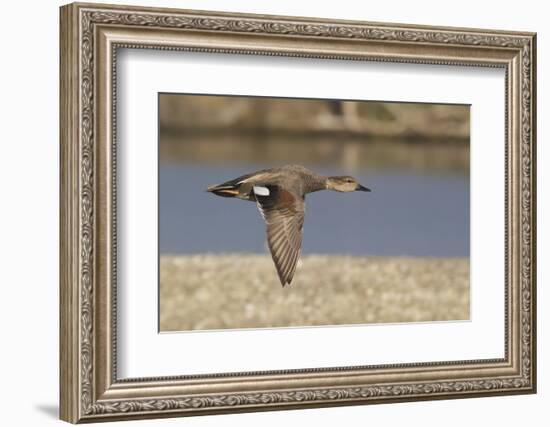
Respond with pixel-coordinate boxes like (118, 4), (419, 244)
(60, 2), (536, 423)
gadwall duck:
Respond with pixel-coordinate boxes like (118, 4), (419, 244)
(207, 165), (370, 286)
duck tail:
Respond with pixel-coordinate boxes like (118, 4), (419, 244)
(206, 183), (240, 198)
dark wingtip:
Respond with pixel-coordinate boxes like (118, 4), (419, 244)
(278, 274), (291, 287)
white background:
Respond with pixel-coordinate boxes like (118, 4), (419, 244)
(0, 0), (546, 426)
(118, 50), (504, 377)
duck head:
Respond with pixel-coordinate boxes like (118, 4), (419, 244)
(326, 176), (371, 193)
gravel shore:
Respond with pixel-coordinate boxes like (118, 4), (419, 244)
(160, 254), (469, 332)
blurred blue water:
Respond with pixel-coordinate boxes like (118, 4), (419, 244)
(159, 163), (469, 257)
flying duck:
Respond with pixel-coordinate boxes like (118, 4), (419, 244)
(207, 164), (370, 286)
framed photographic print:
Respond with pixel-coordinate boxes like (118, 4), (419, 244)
(59, 2), (537, 423)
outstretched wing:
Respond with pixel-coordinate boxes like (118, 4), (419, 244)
(253, 185), (305, 286)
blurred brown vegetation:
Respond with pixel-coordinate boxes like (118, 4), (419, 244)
(160, 255), (470, 331)
(159, 94), (470, 172)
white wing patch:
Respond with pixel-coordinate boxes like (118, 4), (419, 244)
(253, 186), (270, 196)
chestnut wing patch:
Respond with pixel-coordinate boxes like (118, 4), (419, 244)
(254, 186), (305, 286)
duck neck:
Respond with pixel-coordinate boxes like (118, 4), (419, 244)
(305, 174), (329, 194)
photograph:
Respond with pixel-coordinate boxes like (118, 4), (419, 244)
(57, 2), (536, 422)
(158, 94), (471, 332)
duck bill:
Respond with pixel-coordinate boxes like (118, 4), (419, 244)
(356, 184), (371, 192)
